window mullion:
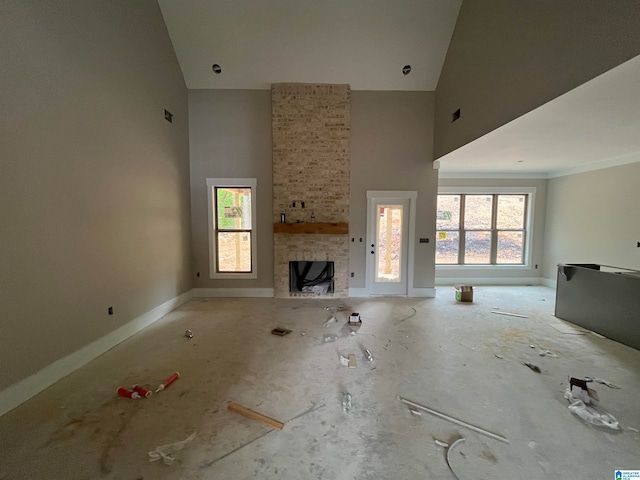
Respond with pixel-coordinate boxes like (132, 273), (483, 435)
(522, 195), (529, 265)
(490, 194), (498, 264)
(458, 194), (466, 264)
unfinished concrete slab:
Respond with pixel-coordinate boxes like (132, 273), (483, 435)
(1, 286), (638, 479)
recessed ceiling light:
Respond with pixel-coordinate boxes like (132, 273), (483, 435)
(402, 65), (411, 75)
(212, 64), (222, 74)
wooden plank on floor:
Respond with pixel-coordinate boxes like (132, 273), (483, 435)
(228, 402), (284, 430)
(348, 354), (357, 368)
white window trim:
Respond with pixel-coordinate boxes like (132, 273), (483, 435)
(436, 186), (536, 270)
(206, 178), (258, 279)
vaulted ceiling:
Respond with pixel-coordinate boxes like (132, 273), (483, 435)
(159, 1), (640, 175)
(157, 0), (462, 90)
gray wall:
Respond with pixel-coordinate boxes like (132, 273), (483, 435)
(435, 0), (640, 159)
(543, 163), (640, 280)
(0, 1), (191, 390)
(436, 177), (547, 281)
(189, 90), (438, 291)
(350, 91), (438, 289)
(189, 90), (274, 288)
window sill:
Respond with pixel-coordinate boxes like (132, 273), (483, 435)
(210, 272), (258, 280)
(436, 264), (530, 270)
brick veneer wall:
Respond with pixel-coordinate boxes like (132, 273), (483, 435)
(272, 83), (350, 297)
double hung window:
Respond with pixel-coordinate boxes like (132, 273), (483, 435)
(207, 178), (257, 278)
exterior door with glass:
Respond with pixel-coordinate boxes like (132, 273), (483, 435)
(366, 195), (410, 295)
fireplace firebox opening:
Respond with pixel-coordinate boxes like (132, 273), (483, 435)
(289, 261), (334, 294)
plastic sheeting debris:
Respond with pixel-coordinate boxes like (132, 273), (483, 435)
(323, 316), (337, 328)
(585, 376), (621, 389)
(149, 432), (196, 465)
(342, 393), (352, 413)
(564, 387), (619, 430)
(567, 400), (619, 429)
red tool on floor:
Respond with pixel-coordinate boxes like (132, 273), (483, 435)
(132, 385), (153, 398)
(156, 372), (180, 392)
(117, 387), (140, 399)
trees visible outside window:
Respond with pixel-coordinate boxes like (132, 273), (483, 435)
(207, 178), (257, 278)
(436, 193), (528, 265)
(215, 187), (252, 273)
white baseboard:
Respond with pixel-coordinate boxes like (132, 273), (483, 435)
(541, 277), (557, 289)
(435, 277), (544, 286)
(0, 289), (193, 417)
(349, 287), (436, 298)
(348, 288), (369, 297)
(409, 288), (436, 298)
(192, 288), (274, 298)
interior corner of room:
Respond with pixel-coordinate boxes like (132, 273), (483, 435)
(2, 0), (640, 477)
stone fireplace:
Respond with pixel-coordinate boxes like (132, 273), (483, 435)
(272, 83), (350, 298)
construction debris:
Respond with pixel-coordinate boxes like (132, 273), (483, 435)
(564, 377), (619, 429)
(564, 385), (619, 429)
(339, 355), (349, 366)
(117, 387), (140, 399)
(523, 362), (541, 373)
(348, 354), (357, 368)
(156, 372), (180, 392)
(364, 349), (374, 361)
(271, 327), (292, 336)
(445, 438), (466, 480)
(342, 393), (352, 413)
(585, 377), (620, 389)
(325, 305), (347, 313)
(200, 403), (325, 469)
(228, 402), (284, 431)
(538, 349), (558, 357)
(200, 430), (274, 469)
(323, 316), (337, 327)
(492, 309), (528, 318)
(348, 313), (362, 332)
(396, 395), (509, 444)
(149, 432), (196, 465)
(434, 439), (448, 447)
(132, 385), (152, 398)
(323, 334), (338, 343)
(494, 354), (503, 360)
(455, 285), (473, 303)
(184, 329), (193, 338)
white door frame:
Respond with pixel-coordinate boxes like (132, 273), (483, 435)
(366, 191), (417, 296)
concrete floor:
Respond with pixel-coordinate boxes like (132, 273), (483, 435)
(1, 286), (639, 479)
